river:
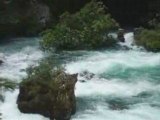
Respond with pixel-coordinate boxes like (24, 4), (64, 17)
(0, 33), (160, 120)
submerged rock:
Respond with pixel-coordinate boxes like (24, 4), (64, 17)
(108, 99), (129, 110)
(79, 80), (86, 83)
(117, 29), (125, 42)
(17, 71), (78, 120)
(0, 60), (3, 65)
(79, 71), (95, 80)
(0, 53), (5, 65)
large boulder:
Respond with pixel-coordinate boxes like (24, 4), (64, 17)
(17, 71), (78, 120)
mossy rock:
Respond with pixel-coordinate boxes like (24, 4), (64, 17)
(17, 63), (78, 120)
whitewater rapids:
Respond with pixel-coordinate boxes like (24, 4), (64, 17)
(1, 33), (160, 120)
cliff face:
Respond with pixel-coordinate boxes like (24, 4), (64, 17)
(0, 0), (160, 37)
(0, 0), (89, 38)
(0, 0), (51, 37)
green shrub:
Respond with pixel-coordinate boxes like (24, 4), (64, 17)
(22, 61), (65, 92)
(41, 0), (119, 51)
(135, 29), (160, 52)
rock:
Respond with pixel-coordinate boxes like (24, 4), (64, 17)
(0, 0), (88, 38)
(17, 71), (78, 120)
(0, 53), (5, 65)
(20, 69), (26, 72)
(0, 60), (3, 65)
(79, 80), (86, 83)
(30, 1), (50, 27)
(134, 91), (152, 98)
(107, 98), (129, 110)
(79, 71), (95, 80)
(117, 29), (125, 42)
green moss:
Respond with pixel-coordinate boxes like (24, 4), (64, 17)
(135, 29), (160, 52)
(41, 0), (119, 51)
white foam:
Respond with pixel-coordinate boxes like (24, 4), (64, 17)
(0, 44), (44, 80)
(118, 32), (143, 50)
(1, 90), (48, 120)
(72, 104), (160, 120)
(1, 35), (160, 120)
(0, 38), (46, 120)
(65, 33), (160, 120)
(66, 50), (160, 75)
(75, 78), (160, 97)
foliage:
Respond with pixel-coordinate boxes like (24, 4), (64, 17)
(0, 78), (17, 101)
(22, 61), (65, 93)
(135, 29), (160, 52)
(0, 79), (16, 90)
(41, 0), (119, 51)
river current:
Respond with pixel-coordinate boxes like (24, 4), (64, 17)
(0, 33), (160, 120)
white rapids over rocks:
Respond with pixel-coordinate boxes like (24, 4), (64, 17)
(1, 33), (160, 120)
(0, 38), (47, 120)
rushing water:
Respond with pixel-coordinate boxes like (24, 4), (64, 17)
(1, 33), (160, 120)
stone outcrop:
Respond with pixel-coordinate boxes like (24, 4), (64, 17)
(17, 71), (78, 120)
(0, 0), (51, 38)
(117, 29), (125, 42)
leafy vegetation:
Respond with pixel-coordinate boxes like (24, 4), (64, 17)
(20, 61), (72, 104)
(24, 61), (64, 82)
(41, 0), (119, 51)
(0, 78), (17, 101)
(135, 29), (160, 52)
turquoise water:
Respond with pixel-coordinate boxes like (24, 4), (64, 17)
(1, 33), (160, 120)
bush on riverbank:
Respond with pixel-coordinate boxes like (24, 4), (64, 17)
(17, 62), (78, 120)
(135, 29), (160, 52)
(41, 0), (119, 51)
